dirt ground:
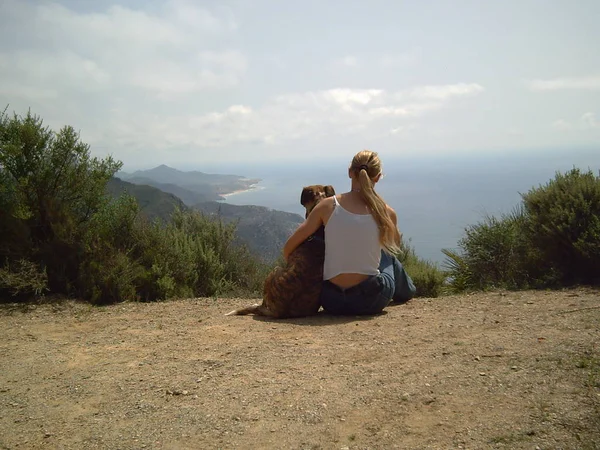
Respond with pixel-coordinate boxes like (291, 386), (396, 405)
(1, 289), (599, 450)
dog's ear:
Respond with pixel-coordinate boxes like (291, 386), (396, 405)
(323, 185), (336, 197)
(300, 186), (316, 206)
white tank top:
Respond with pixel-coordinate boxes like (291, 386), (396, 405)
(323, 196), (381, 280)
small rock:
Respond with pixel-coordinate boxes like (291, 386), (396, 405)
(166, 389), (189, 396)
(511, 366), (518, 370)
(479, 372), (487, 376)
(423, 396), (436, 405)
(44, 432), (53, 438)
(474, 356), (481, 361)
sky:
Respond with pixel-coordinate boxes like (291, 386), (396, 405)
(0, 0), (599, 170)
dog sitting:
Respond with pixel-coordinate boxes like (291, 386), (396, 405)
(226, 184), (335, 318)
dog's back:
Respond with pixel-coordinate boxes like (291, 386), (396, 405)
(261, 226), (325, 318)
(226, 185), (334, 319)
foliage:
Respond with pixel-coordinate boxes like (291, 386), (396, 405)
(443, 167), (600, 292)
(522, 168), (600, 285)
(105, 177), (187, 222)
(0, 259), (48, 299)
(0, 108), (121, 294)
(133, 209), (261, 301)
(0, 107), (268, 303)
(396, 240), (446, 298)
(443, 208), (535, 291)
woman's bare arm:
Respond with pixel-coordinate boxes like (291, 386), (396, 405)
(387, 205), (402, 246)
(283, 200), (327, 261)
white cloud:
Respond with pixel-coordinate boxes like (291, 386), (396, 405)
(390, 124), (417, 135)
(335, 55), (359, 67)
(553, 112), (599, 131)
(581, 112), (599, 128)
(0, 0), (243, 100)
(506, 127), (524, 137)
(379, 49), (421, 69)
(408, 83), (485, 100)
(528, 76), (600, 91)
(552, 119), (573, 131)
(101, 83), (484, 152)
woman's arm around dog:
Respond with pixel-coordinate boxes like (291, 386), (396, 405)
(283, 198), (332, 261)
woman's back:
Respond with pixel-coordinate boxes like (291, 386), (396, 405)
(323, 194), (381, 287)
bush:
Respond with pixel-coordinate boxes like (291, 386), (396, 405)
(0, 107), (269, 303)
(0, 108), (121, 294)
(78, 195), (144, 304)
(131, 209), (268, 300)
(522, 168), (600, 285)
(397, 240), (446, 298)
(0, 259), (48, 299)
(443, 167), (600, 292)
(442, 208), (537, 291)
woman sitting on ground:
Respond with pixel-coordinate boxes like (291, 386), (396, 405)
(283, 150), (416, 315)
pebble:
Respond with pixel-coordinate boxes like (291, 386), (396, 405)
(479, 372), (486, 376)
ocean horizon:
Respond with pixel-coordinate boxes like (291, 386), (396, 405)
(210, 148), (599, 264)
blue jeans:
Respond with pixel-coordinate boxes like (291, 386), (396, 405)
(320, 251), (416, 315)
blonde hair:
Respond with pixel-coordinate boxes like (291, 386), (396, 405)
(350, 150), (401, 254)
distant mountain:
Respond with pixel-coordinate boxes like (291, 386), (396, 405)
(115, 165), (260, 205)
(194, 201), (303, 262)
(106, 177), (186, 222)
(123, 177), (214, 205)
(106, 176), (302, 263)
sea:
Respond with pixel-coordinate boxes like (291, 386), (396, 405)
(204, 148), (599, 265)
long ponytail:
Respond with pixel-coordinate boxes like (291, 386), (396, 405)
(351, 151), (401, 254)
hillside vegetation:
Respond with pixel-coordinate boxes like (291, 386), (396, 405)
(443, 167), (600, 292)
(0, 109), (268, 303)
(1, 107), (597, 304)
(195, 201), (303, 262)
(106, 177), (187, 222)
(106, 178), (305, 263)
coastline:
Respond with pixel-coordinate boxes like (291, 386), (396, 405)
(221, 183), (263, 198)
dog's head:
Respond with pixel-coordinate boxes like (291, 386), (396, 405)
(300, 185), (336, 218)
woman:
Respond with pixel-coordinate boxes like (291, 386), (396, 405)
(283, 150), (416, 315)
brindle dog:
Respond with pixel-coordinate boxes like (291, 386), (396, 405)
(226, 184), (335, 318)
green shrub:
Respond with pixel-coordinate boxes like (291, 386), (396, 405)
(443, 167), (600, 292)
(0, 108), (121, 294)
(1, 107), (269, 303)
(132, 209), (268, 301)
(443, 208), (537, 291)
(0, 259), (48, 299)
(522, 168), (600, 285)
(78, 195), (144, 304)
(397, 240), (446, 298)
